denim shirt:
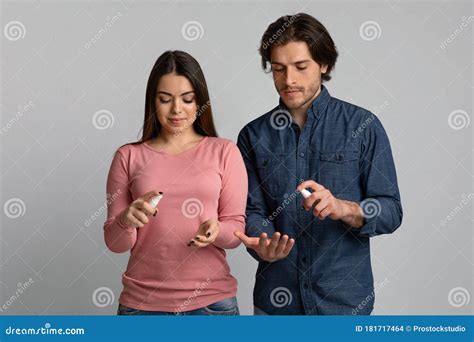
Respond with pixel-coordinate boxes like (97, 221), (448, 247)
(237, 85), (403, 315)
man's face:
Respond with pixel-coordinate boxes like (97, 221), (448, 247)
(270, 41), (328, 110)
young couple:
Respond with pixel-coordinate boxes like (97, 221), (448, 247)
(104, 13), (403, 316)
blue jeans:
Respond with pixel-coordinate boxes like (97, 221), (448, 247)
(117, 297), (239, 316)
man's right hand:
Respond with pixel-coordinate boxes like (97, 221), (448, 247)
(234, 231), (295, 262)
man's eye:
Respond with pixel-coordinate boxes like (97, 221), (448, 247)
(273, 68), (285, 72)
(297, 67), (307, 70)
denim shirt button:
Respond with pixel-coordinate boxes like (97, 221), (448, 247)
(299, 152), (305, 157)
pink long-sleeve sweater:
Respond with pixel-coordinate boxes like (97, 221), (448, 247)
(103, 137), (248, 312)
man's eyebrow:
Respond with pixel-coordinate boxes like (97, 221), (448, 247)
(156, 91), (195, 96)
(270, 60), (311, 66)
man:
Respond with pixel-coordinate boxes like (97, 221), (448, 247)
(234, 13), (403, 315)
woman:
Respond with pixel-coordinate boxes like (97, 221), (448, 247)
(103, 50), (247, 315)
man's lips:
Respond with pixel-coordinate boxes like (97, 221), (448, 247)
(283, 89), (302, 96)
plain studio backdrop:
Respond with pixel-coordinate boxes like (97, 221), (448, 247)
(0, 0), (472, 315)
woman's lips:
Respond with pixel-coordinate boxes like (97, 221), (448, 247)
(169, 118), (186, 125)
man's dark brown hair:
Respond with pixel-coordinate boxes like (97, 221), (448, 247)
(259, 13), (338, 82)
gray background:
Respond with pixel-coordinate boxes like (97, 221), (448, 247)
(1, 0), (472, 315)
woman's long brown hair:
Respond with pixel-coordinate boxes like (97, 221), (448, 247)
(130, 50), (218, 146)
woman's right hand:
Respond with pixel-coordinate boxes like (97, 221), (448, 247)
(118, 190), (161, 228)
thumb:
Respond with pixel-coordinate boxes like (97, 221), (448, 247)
(234, 231), (255, 247)
(140, 190), (162, 202)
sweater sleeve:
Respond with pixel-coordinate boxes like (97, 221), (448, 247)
(213, 142), (248, 249)
(103, 148), (137, 253)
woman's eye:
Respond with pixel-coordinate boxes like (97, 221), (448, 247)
(183, 98), (194, 104)
(159, 98), (171, 103)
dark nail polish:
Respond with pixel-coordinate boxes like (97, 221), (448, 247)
(195, 236), (200, 241)
(206, 232), (211, 237)
(153, 210), (157, 217)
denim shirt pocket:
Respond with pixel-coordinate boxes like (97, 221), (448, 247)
(318, 151), (360, 195)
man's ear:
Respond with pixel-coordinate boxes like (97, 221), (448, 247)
(321, 64), (328, 74)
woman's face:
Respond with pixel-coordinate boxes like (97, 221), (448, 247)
(155, 72), (198, 136)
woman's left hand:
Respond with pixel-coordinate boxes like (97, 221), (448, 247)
(188, 218), (220, 248)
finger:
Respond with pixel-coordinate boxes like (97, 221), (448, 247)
(303, 191), (325, 210)
(136, 201), (156, 216)
(125, 214), (144, 228)
(282, 238), (295, 256)
(132, 208), (149, 225)
(267, 232), (281, 255)
(297, 180), (325, 193)
(318, 205), (333, 220)
(313, 196), (331, 217)
(188, 239), (209, 248)
(275, 234), (289, 255)
(194, 234), (211, 243)
(196, 221), (209, 236)
(258, 233), (269, 251)
(195, 230), (217, 243)
(234, 231), (259, 248)
(139, 190), (162, 202)
(204, 223), (218, 238)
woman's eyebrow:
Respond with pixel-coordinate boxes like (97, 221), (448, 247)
(156, 91), (195, 96)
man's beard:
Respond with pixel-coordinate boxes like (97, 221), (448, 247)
(281, 80), (320, 110)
